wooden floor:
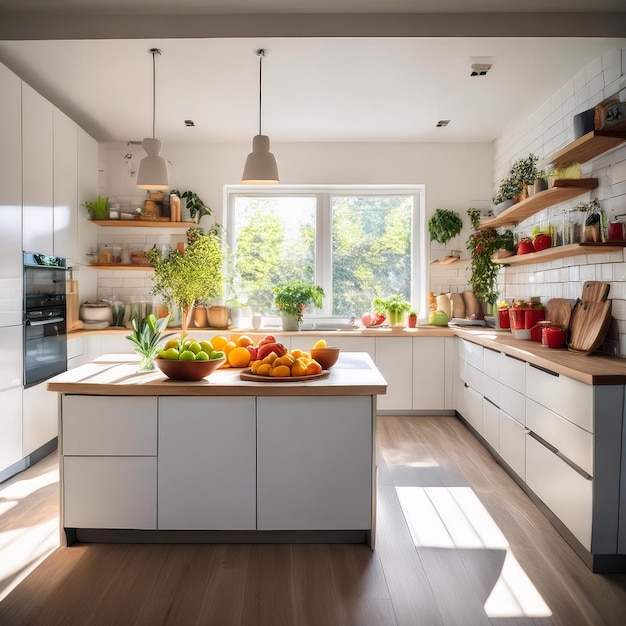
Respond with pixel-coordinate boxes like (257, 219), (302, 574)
(1, 415), (625, 625)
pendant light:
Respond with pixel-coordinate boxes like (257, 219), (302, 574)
(137, 48), (169, 190)
(242, 49), (279, 184)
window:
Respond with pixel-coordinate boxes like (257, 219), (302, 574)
(225, 185), (427, 319)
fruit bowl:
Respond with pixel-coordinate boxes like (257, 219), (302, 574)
(310, 347), (341, 370)
(155, 356), (226, 381)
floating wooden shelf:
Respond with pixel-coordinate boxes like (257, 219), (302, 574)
(480, 179), (598, 229)
(544, 130), (626, 169)
(88, 264), (154, 271)
(492, 242), (626, 266)
(90, 220), (192, 228)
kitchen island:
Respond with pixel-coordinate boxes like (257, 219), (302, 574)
(48, 352), (387, 547)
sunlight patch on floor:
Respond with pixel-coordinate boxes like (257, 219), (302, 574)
(396, 486), (552, 619)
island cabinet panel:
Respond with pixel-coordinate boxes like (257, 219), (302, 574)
(256, 396), (372, 530)
(412, 336), (445, 410)
(62, 396), (157, 456)
(374, 338), (413, 410)
(157, 397), (256, 530)
(64, 456), (157, 529)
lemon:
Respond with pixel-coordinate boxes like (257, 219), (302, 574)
(313, 339), (327, 349)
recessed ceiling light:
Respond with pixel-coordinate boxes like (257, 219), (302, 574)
(184, 119), (195, 127)
(436, 120), (450, 127)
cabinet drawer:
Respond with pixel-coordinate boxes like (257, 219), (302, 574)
(499, 410), (526, 480)
(526, 398), (593, 477)
(483, 347), (500, 379)
(498, 385), (525, 426)
(483, 398), (499, 449)
(62, 396), (157, 456)
(460, 360), (483, 394)
(526, 434), (592, 550)
(463, 385), (483, 433)
(482, 374), (499, 407)
(461, 339), (483, 370)
(500, 353), (525, 394)
(64, 456), (157, 529)
(526, 364), (593, 433)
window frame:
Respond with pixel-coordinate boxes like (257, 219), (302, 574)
(224, 184), (428, 319)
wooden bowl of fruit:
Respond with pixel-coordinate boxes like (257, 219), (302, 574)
(310, 346), (341, 370)
(155, 354), (226, 381)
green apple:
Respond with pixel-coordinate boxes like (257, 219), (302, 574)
(162, 347), (180, 360)
(195, 351), (209, 361)
(209, 350), (225, 361)
(179, 350), (196, 361)
(187, 341), (202, 354)
(428, 310), (449, 326)
(200, 340), (214, 354)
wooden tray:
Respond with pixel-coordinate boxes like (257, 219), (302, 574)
(239, 369), (330, 382)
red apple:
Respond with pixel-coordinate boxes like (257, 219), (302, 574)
(517, 238), (534, 255)
(257, 335), (276, 347)
(246, 345), (258, 361)
(533, 234), (551, 252)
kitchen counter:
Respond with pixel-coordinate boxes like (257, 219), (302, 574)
(49, 352), (386, 547)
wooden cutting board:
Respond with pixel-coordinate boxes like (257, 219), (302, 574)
(580, 281), (610, 303)
(545, 298), (572, 329)
(568, 299), (612, 354)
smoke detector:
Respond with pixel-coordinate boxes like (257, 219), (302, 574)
(469, 57), (494, 77)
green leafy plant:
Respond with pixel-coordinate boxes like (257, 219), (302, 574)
(372, 294), (412, 326)
(170, 189), (213, 223)
(125, 313), (174, 371)
(466, 208), (515, 306)
(511, 153), (539, 187)
(493, 175), (522, 205)
(146, 227), (224, 334)
(273, 280), (324, 324)
(82, 196), (109, 220)
(428, 209), (463, 244)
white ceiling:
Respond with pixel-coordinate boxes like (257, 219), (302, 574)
(0, 0), (624, 145)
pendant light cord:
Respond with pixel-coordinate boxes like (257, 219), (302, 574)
(258, 49), (265, 136)
(149, 48), (161, 140)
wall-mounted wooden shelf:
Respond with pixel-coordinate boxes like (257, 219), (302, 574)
(544, 130), (626, 169)
(480, 179), (598, 229)
(88, 264), (154, 271)
(492, 242), (626, 266)
(90, 220), (191, 228)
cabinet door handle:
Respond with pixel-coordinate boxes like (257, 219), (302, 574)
(503, 353), (526, 364)
(529, 362), (560, 377)
(528, 431), (592, 480)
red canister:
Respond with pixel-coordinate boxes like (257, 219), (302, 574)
(543, 326), (566, 348)
(498, 308), (510, 329)
(525, 307), (545, 329)
(509, 307), (525, 330)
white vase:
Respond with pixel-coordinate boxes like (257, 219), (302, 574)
(281, 313), (300, 331)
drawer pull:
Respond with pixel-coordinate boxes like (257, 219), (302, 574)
(529, 362), (560, 377)
(528, 431), (592, 480)
(503, 353), (526, 364)
(484, 396), (500, 410)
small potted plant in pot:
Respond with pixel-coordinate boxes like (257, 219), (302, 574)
(273, 279), (325, 331)
(170, 189), (214, 224)
(511, 153), (539, 199)
(408, 310), (418, 328)
(492, 175), (522, 213)
(372, 295), (412, 328)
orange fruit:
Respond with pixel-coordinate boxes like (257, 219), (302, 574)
(270, 364), (292, 377)
(250, 360), (261, 373)
(291, 348), (303, 359)
(262, 351), (278, 364)
(257, 363), (272, 376)
(273, 353), (295, 368)
(211, 335), (228, 350)
(236, 335), (254, 348)
(292, 357), (309, 377)
(223, 341), (237, 355)
(306, 361), (323, 376)
(228, 346), (251, 368)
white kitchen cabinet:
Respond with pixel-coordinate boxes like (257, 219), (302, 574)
(375, 337), (413, 410)
(63, 456), (157, 529)
(500, 352), (526, 395)
(76, 127), (98, 262)
(22, 380), (57, 457)
(482, 372), (499, 407)
(463, 384), (483, 434)
(0, 63), (23, 327)
(53, 108), (78, 261)
(412, 336), (445, 410)
(62, 396), (157, 456)
(257, 396), (372, 530)
(67, 336), (86, 370)
(22, 83), (54, 256)
(0, 324), (23, 392)
(158, 397), (256, 530)
(483, 347), (500, 380)
(482, 397), (499, 450)
(526, 434), (593, 550)
(498, 383), (525, 426)
(0, 388), (23, 473)
(499, 410), (526, 480)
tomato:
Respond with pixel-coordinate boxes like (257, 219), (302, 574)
(517, 238), (534, 255)
(533, 234), (552, 252)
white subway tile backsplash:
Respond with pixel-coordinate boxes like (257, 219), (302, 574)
(588, 73), (605, 103)
(585, 57), (603, 82)
(569, 266), (580, 282)
(601, 263), (614, 281)
(580, 264), (597, 281)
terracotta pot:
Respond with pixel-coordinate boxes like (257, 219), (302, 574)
(193, 304), (208, 328)
(207, 305), (229, 329)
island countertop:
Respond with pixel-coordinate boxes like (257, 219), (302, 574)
(47, 351), (388, 397)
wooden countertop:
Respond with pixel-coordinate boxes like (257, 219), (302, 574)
(48, 352), (388, 397)
(454, 328), (626, 385)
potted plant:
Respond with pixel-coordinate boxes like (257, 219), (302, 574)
(408, 310), (418, 328)
(427, 209), (463, 245)
(273, 279), (324, 331)
(492, 174), (522, 212)
(170, 189), (213, 224)
(511, 153), (539, 198)
(466, 208), (515, 311)
(146, 226), (224, 336)
(372, 295), (412, 328)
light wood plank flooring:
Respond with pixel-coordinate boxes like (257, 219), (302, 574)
(1, 415), (625, 625)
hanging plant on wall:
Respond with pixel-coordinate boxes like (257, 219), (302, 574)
(427, 209), (463, 244)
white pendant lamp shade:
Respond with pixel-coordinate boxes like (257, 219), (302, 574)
(242, 49), (279, 184)
(137, 138), (169, 190)
(241, 135), (279, 184)
(137, 48), (169, 190)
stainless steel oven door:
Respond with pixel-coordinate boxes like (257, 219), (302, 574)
(23, 310), (67, 388)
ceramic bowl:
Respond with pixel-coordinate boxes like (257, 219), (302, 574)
(310, 347), (340, 370)
(155, 356), (226, 381)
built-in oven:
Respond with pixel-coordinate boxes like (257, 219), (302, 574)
(23, 252), (67, 388)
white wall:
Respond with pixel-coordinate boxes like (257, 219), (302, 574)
(96, 141), (493, 303)
(493, 46), (626, 356)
